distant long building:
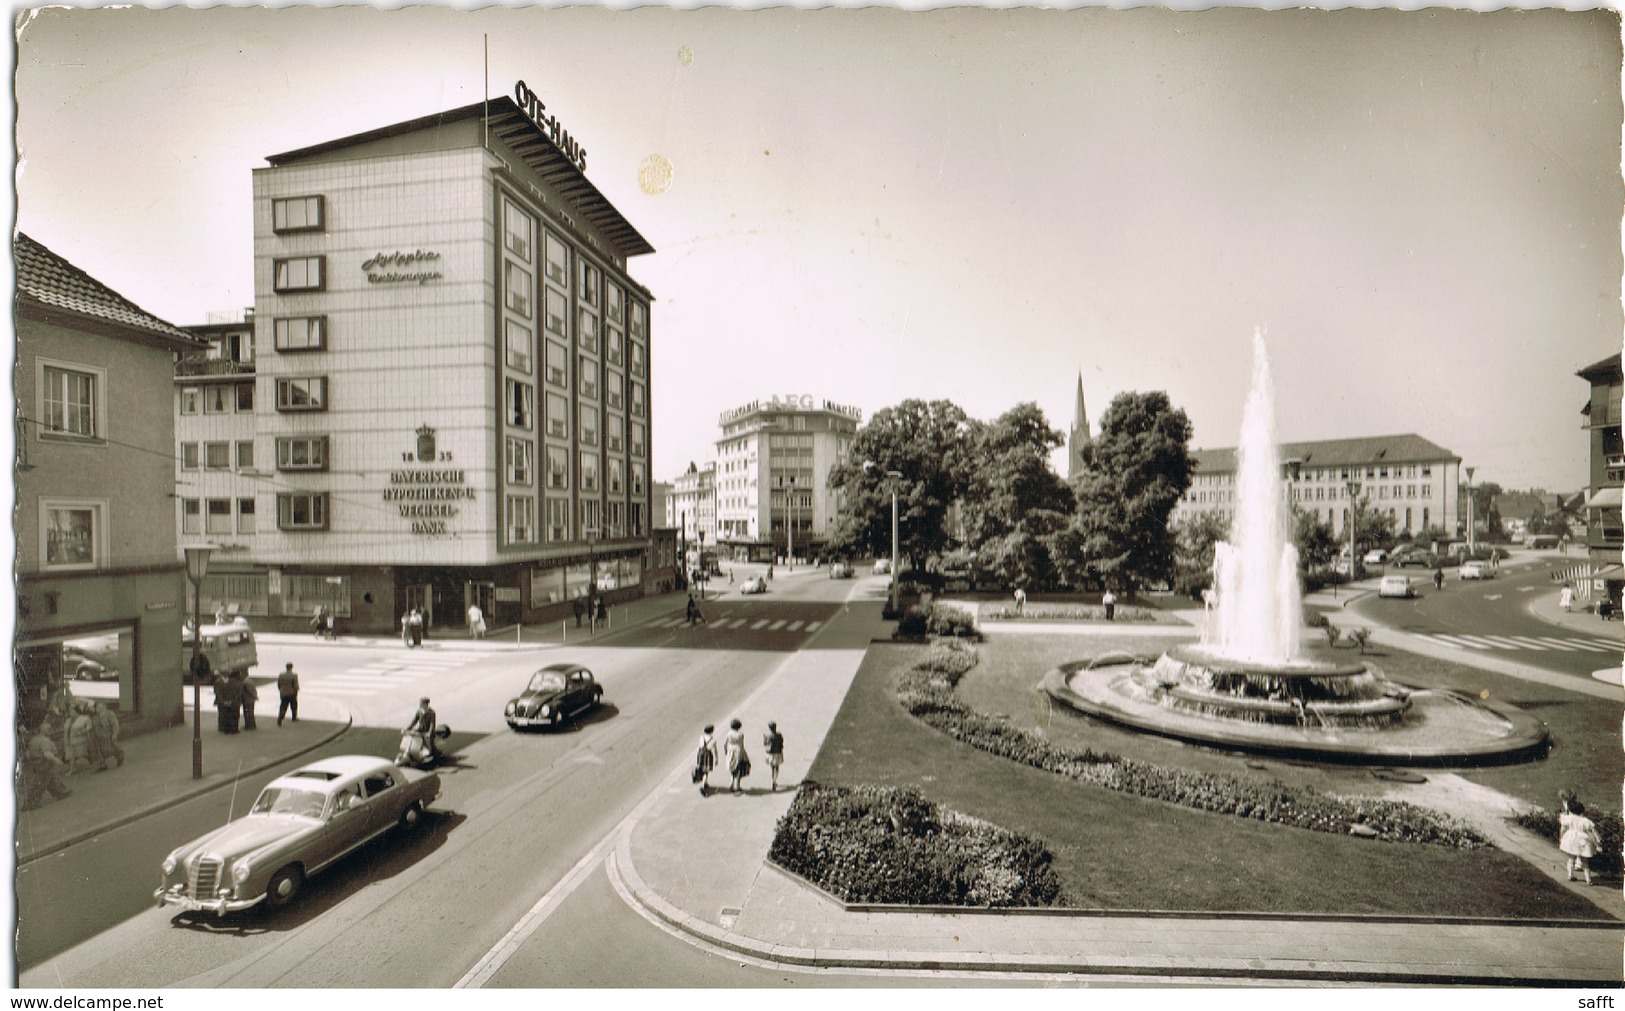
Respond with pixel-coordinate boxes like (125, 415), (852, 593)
(1172, 433), (1463, 539)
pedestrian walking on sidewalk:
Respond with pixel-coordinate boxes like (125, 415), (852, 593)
(468, 603), (486, 639)
(694, 724), (718, 796)
(88, 702), (124, 770)
(573, 598), (585, 628)
(1560, 583), (1575, 612)
(324, 611), (336, 640)
(21, 725), (72, 809)
(724, 718), (750, 793)
(277, 662), (300, 725)
(401, 611), (413, 647)
(409, 607), (424, 646)
(762, 721), (785, 791)
(241, 678), (259, 730)
(1560, 799), (1602, 885)
(1102, 589), (1117, 621)
(1432, 567), (1444, 591)
(1013, 587), (1026, 616)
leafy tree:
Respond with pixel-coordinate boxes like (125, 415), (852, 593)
(826, 399), (973, 566)
(1349, 496), (1395, 552)
(1292, 507), (1340, 570)
(1171, 510), (1230, 596)
(1065, 392), (1196, 595)
(959, 403), (1077, 588)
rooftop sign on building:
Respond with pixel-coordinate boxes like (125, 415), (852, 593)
(719, 396), (862, 425)
(514, 80), (587, 173)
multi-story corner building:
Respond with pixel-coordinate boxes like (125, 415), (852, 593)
(1577, 352), (1622, 607)
(183, 87), (657, 634)
(665, 461), (716, 547)
(16, 233), (203, 735)
(176, 314), (260, 585)
(1173, 433), (1462, 540)
(713, 396), (861, 561)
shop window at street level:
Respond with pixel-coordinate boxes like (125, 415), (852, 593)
(272, 195), (325, 233)
(273, 256), (326, 293)
(274, 316), (327, 352)
(276, 377), (328, 412)
(277, 492), (329, 531)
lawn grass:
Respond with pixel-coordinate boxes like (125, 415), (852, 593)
(805, 638), (1615, 920)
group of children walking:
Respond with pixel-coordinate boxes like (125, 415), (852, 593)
(693, 718), (785, 797)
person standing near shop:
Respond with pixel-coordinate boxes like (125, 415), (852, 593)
(1102, 589), (1117, 621)
(88, 702), (124, 770)
(467, 602), (486, 639)
(21, 725), (72, 809)
(277, 662), (300, 726)
(409, 607), (424, 646)
(214, 671), (243, 734)
(241, 676), (259, 731)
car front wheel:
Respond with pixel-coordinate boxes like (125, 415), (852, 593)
(265, 865), (304, 909)
(398, 801), (424, 830)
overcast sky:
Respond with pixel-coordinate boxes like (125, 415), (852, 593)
(13, 4), (1622, 493)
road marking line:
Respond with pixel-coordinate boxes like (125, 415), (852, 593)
(1424, 634), (1491, 649)
(787, 620), (805, 631)
(1478, 636), (1545, 650)
(1519, 637), (1579, 651)
(804, 621), (821, 632)
(751, 619), (771, 630)
(1575, 638), (1625, 651)
(769, 619), (788, 630)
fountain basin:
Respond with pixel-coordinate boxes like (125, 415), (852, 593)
(1044, 651), (1549, 765)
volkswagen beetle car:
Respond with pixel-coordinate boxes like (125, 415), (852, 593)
(505, 663), (603, 730)
(155, 755), (438, 915)
(1459, 560), (1494, 580)
(828, 561), (853, 579)
(1378, 575), (1417, 599)
(739, 575), (768, 594)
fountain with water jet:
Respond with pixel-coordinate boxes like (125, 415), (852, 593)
(1043, 331), (1547, 764)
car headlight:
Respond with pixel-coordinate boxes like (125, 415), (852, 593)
(504, 701), (516, 716)
(162, 855), (178, 876)
(539, 705), (551, 718)
(233, 861), (252, 885)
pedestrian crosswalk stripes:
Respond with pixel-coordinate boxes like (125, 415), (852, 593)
(1411, 632), (1620, 654)
(647, 615), (823, 634)
(303, 650), (495, 697)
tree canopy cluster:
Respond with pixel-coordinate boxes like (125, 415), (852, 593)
(825, 392), (1197, 594)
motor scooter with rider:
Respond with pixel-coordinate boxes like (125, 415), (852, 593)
(397, 697), (450, 768)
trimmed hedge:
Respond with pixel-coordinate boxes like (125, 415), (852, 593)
(983, 603), (1157, 623)
(898, 604), (983, 640)
(895, 649), (1491, 851)
(1515, 806), (1623, 876)
(769, 782), (1066, 907)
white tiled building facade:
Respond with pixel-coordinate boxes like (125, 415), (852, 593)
(713, 396), (860, 558)
(175, 94), (656, 633)
(1174, 433), (1462, 539)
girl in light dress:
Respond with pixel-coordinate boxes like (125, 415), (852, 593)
(695, 724), (718, 796)
(1559, 798), (1603, 885)
(723, 718), (750, 793)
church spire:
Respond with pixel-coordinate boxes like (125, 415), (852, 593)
(1067, 373), (1091, 480)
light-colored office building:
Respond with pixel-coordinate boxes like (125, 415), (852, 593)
(714, 396), (861, 561)
(1173, 433), (1462, 540)
(177, 87), (657, 634)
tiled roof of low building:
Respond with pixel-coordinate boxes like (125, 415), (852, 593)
(1191, 434), (1458, 474)
(15, 232), (199, 346)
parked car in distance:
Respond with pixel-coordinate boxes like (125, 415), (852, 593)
(64, 647), (119, 681)
(504, 663), (603, 730)
(1394, 552), (1435, 569)
(1459, 560), (1494, 580)
(181, 623), (259, 685)
(1378, 575), (1418, 599)
(828, 561), (853, 579)
(1363, 549), (1389, 565)
(739, 575), (768, 594)
(155, 755), (438, 915)
(872, 558), (892, 575)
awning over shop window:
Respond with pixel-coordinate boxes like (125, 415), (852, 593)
(1584, 487), (1623, 509)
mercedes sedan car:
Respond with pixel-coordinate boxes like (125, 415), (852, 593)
(505, 663), (604, 730)
(155, 755), (439, 915)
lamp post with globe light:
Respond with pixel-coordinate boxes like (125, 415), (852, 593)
(1345, 481), (1362, 587)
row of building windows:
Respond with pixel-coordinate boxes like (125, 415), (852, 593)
(1194, 463), (1436, 487)
(180, 494), (329, 533)
(180, 383), (254, 414)
(1188, 484), (1437, 506)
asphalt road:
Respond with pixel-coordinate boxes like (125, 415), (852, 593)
(1349, 560), (1618, 681)
(19, 577), (862, 987)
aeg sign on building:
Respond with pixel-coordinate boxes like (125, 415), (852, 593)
(177, 85), (656, 633)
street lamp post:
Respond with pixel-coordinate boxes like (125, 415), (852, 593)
(183, 543), (215, 781)
(1465, 466), (1477, 557)
(786, 474), (795, 567)
(861, 461), (905, 615)
(1345, 481), (1362, 587)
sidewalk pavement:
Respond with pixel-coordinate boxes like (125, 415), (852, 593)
(19, 575), (1622, 984)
